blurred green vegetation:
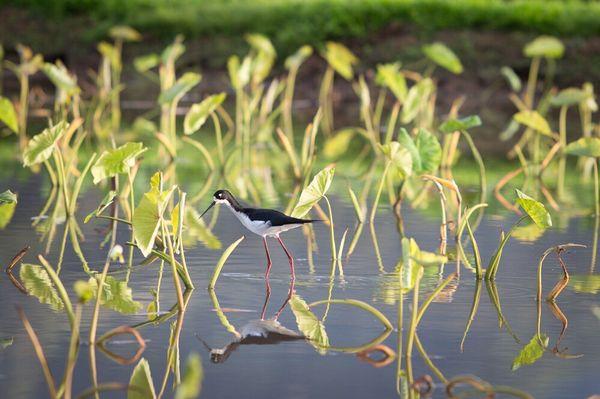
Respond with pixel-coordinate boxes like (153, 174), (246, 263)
(3, 0), (600, 53)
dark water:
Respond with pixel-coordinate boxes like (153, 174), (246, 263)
(1, 169), (599, 399)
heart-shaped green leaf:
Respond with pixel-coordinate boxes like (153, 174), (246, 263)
(23, 121), (68, 167)
(512, 334), (548, 371)
(42, 62), (80, 95)
(439, 115), (482, 134)
(20, 263), (64, 311)
(158, 72), (201, 105)
(0, 97), (18, 133)
(379, 141), (413, 178)
(515, 189), (552, 228)
(398, 128), (442, 174)
(564, 137), (600, 158)
(109, 25), (141, 42)
(321, 42), (358, 81)
(524, 36), (564, 59)
(513, 111), (553, 137)
(401, 78), (434, 124)
(88, 275), (142, 314)
(183, 93), (226, 135)
(91, 142), (147, 184)
(422, 42), (463, 74)
(285, 45), (313, 70)
(551, 88), (589, 107)
(129, 358), (156, 399)
(134, 54), (160, 73)
(376, 63), (407, 102)
(289, 295), (329, 349)
(291, 165), (335, 218)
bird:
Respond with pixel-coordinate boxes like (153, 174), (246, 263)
(200, 189), (317, 280)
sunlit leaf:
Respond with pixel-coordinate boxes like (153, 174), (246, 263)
(564, 137), (600, 158)
(246, 33), (276, 85)
(158, 72), (201, 105)
(0, 337), (13, 350)
(133, 175), (176, 257)
(128, 358), (156, 399)
(323, 129), (355, 159)
(20, 263), (64, 311)
(400, 238), (424, 293)
(175, 353), (203, 399)
(285, 45), (313, 70)
(375, 63), (407, 101)
(0, 190), (17, 204)
(401, 78), (434, 124)
(0, 96), (18, 133)
(92, 142), (147, 184)
(524, 36), (564, 59)
(551, 88), (589, 107)
(439, 115), (482, 134)
(515, 189), (552, 228)
(289, 295), (329, 349)
(184, 93), (226, 135)
(23, 121), (68, 167)
(501, 66), (522, 92)
(160, 36), (185, 66)
(379, 141), (413, 178)
(398, 128), (441, 174)
(134, 54), (160, 73)
(422, 42), (463, 74)
(42, 62), (79, 95)
(291, 165), (335, 218)
(512, 223), (545, 242)
(513, 110), (553, 137)
(109, 25), (142, 42)
(403, 237), (447, 267)
(89, 275), (142, 314)
(73, 280), (95, 304)
(228, 55), (251, 90)
(84, 190), (116, 223)
(321, 42), (358, 81)
(569, 275), (600, 294)
(512, 334), (548, 371)
(98, 42), (120, 70)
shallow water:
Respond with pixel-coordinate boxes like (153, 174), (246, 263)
(1, 168), (599, 399)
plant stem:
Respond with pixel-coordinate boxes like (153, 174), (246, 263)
(557, 106), (567, 200)
(161, 220), (185, 310)
(369, 162), (390, 223)
(323, 195), (337, 259)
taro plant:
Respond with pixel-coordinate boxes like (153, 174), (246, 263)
(0, 189), (17, 229)
(0, 95), (18, 136)
(282, 45), (313, 139)
(183, 92), (227, 167)
(564, 137), (600, 216)
(41, 61), (81, 121)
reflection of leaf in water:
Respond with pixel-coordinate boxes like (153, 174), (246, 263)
(20, 263), (64, 311)
(89, 275), (142, 314)
(512, 334), (548, 371)
(512, 223), (545, 242)
(569, 275), (600, 294)
(175, 353), (203, 399)
(0, 198), (16, 229)
(185, 208), (221, 249)
(289, 295), (329, 350)
(0, 337), (13, 350)
(129, 358), (156, 399)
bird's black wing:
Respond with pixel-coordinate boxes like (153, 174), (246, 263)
(243, 208), (314, 226)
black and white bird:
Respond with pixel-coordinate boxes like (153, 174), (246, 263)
(200, 189), (317, 279)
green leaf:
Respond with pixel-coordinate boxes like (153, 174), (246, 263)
(323, 129), (355, 159)
(0, 190), (17, 204)
(401, 78), (434, 124)
(73, 280), (95, 304)
(160, 36), (185, 66)
(515, 189), (552, 228)
(513, 110), (553, 137)
(321, 42), (358, 81)
(500, 66), (522, 92)
(133, 177), (176, 257)
(128, 358), (156, 399)
(289, 295), (329, 348)
(564, 137), (600, 158)
(569, 275), (600, 294)
(89, 275), (142, 314)
(92, 142), (147, 184)
(291, 165), (335, 218)
(403, 237), (447, 267)
(42, 63), (79, 95)
(524, 36), (564, 59)
(183, 93), (226, 135)
(379, 141), (413, 178)
(227, 55), (251, 90)
(439, 115), (482, 134)
(400, 238), (424, 293)
(0, 190), (16, 229)
(398, 128), (441, 174)
(375, 63), (407, 101)
(246, 33), (276, 85)
(175, 353), (203, 399)
(551, 88), (589, 107)
(0, 337), (13, 350)
(134, 54), (160, 73)
(422, 42), (463, 74)
(512, 223), (545, 242)
(84, 190), (117, 223)
(109, 25), (141, 42)
(0, 97), (18, 133)
(158, 72), (201, 105)
(285, 45), (313, 70)
(512, 334), (548, 371)
(23, 121), (68, 167)
(20, 263), (64, 311)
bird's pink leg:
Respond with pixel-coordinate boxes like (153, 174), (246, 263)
(263, 236), (272, 279)
(260, 278), (271, 320)
(276, 235), (295, 280)
(274, 274), (295, 320)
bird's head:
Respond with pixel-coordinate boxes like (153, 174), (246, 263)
(200, 189), (236, 218)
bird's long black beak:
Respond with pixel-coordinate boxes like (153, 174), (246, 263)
(199, 201), (215, 218)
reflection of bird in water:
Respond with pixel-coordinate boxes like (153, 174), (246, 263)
(200, 189), (318, 280)
(197, 319), (305, 364)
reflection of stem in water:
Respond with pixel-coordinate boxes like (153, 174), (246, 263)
(56, 222), (69, 274)
(321, 260), (337, 323)
(485, 280), (520, 344)
(346, 222), (364, 259)
(414, 334), (447, 384)
(460, 279), (482, 352)
(369, 223), (385, 273)
(405, 267), (422, 399)
(209, 288), (240, 337)
(591, 216), (599, 273)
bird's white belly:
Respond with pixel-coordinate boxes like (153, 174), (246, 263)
(232, 210), (301, 237)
